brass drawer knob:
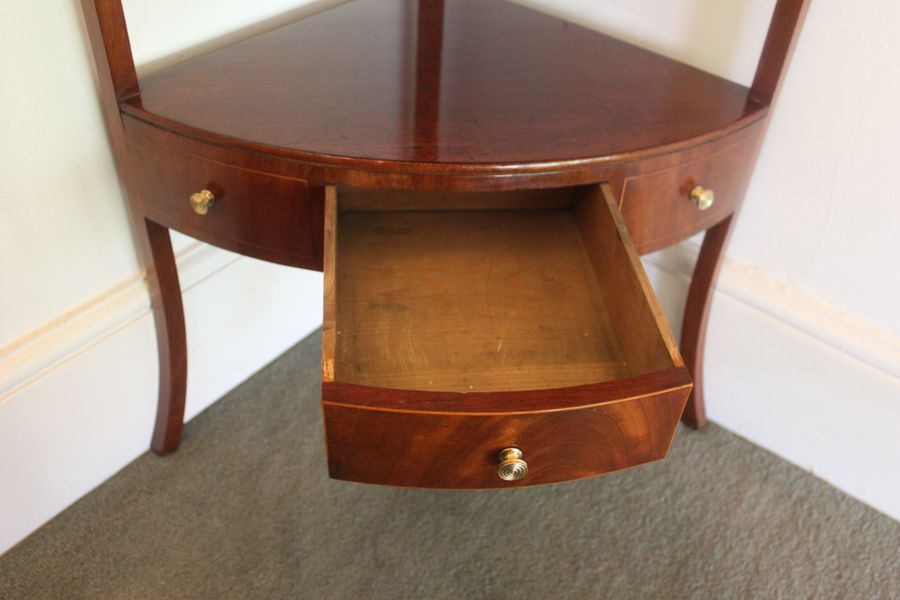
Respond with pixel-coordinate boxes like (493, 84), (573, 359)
(498, 448), (528, 481)
(690, 185), (715, 211)
(189, 189), (215, 215)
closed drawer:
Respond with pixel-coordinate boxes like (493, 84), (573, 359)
(321, 184), (692, 488)
(125, 118), (320, 269)
(620, 128), (760, 253)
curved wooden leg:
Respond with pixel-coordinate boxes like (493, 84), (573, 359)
(680, 214), (736, 429)
(143, 219), (188, 455)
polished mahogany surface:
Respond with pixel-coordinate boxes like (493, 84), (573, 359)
(79, 0), (810, 458)
(124, 0), (767, 173)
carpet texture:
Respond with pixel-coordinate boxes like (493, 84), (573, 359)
(1, 331), (898, 599)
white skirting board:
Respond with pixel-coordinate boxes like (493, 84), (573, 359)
(1, 239), (897, 555)
(643, 243), (900, 523)
(0, 242), (324, 554)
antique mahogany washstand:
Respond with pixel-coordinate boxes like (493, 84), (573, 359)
(80, 0), (809, 488)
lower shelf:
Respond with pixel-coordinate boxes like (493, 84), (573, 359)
(321, 183), (691, 488)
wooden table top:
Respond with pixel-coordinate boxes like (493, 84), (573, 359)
(123, 0), (767, 173)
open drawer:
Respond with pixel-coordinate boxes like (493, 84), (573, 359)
(321, 184), (692, 488)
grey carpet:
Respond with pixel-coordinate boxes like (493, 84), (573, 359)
(1, 331), (898, 600)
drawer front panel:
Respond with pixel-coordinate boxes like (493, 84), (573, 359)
(126, 121), (321, 269)
(323, 385), (688, 488)
(621, 128), (761, 253)
(322, 183), (692, 489)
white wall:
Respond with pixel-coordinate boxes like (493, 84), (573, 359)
(0, 0), (338, 554)
(1, 0), (898, 554)
(517, 0), (900, 519)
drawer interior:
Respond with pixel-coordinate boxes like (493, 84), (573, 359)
(324, 184), (682, 395)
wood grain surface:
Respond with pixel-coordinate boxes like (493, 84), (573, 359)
(122, 0), (767, 176)
(333, 207), (627, 392)
(323, 183), (692, 487)
(78, 0), (812, 457)
(78, 0), (187, 454)
(125, 119), (322, 269)
(618, 122), (762, 254)
(324, 382), (690, 488)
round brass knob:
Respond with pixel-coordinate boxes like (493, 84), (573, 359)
(189, 189), (215, 215)
(497, 448), (528, 481)
(690, 185), (715, 211)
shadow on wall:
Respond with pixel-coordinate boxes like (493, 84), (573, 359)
(684, 0), (750, 77)
(119, 0), (351, 76)
(511, 0), (764, 83)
